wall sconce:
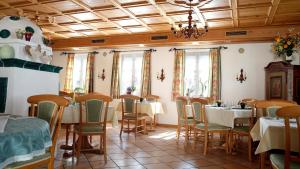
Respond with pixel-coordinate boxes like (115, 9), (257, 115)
(236, 69), (246, 83)
(98, 69), (105, 81)
(157, 69), (165, 82)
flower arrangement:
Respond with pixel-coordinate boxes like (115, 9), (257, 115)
(272, 30), (300, 57)
(126, 86), (136, 94)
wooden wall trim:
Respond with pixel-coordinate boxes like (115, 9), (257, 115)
(52, 25), (300, 50)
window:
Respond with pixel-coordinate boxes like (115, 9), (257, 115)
(72, 53), (87, 90)
(120, 52), (143, 96)
(184, 50), (210, 97)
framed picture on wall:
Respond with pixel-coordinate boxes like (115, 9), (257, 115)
(270, 76), (282, 98)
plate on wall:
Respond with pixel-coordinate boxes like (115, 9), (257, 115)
(0, 29), (11, 38)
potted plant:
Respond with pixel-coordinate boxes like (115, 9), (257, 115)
(16, 29), (25, 39)
(216, 100), (222, 107)
(126, 86), (136, 94)
(25, 26), (34, 41)
(238, 101), (246, 109)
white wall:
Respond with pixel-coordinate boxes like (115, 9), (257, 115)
(0, 67), (59, 116)
(52, 42), (299, 125)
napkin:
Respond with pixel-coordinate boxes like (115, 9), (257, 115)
(0, 115), (9, 133)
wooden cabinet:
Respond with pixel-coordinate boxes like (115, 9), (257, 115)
(265, 61), (300, 104)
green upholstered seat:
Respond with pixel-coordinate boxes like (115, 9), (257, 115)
(267, 106), (281, 118)
(5, 152), (51, 169)
(124, 113), (148, 119)
(179, 117), (194, 125)
(233, 126), (250, 133)
(270, 154), (300, 169)
(74, 124), (104, 133)
(195, 123), (231, 131)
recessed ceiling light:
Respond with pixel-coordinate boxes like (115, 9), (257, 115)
(192, 42), (199, 45)
(139, 44), (145, 47)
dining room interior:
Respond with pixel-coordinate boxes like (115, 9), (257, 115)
(0, 0), (300, 169)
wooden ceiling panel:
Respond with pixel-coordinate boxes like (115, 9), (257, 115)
(238, 6), (270, 18)
(67, 24), (91, 30)
(200, 0), (230, 10)
(272, 14), (300, 25)
(0, 9), (19, 16)
(141, 17), (169, 24)
(127, 5), (159, 15)
(54, 16), (75, 23)
(239, 18), (266, 27)
(114, 19), (141, 26)
(97, 9), (128, 18)
(149, 24), (171, 31)
(207, 20), (233, 28)
(21, 5), (53, 14)
(117, 0), (147, 5)
(71, 12), (100, 21)
(102, 29), (128, 34)
(41, 26), (69, 32)
(126, 27), (149, 33)
(60, 32), (83, 37)
(276, 2), (300, 15)
(159, 3), (188, 13)
(89, 22), (116, 28)
(4, 0), (31, 6)
(47, 1), (83, 12)
(170, 14), (199, 22)
(80, 0), (112, 8)
(202, 10), (232, 20)
(237, 0), (272, 6)
(81, 31), (104, 36)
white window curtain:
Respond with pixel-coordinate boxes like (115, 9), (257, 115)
(72, 53), (88, 91)
(184, 50), (210, 97)
(120, 52), (143, 96)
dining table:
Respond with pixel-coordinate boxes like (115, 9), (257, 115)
(186, 105), (253, 128)
(250, 117), (298, 169)
(0, 115), (52, 169)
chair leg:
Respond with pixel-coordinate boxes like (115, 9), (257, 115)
(144, 119), (147, 134)
(176, 125), (181, 143)
(128, 119), (130, 135)
(72, 132), (76, 159)
(103, 134), (107, 163)
(76, 135), (82, 160)
(135, 120), (138, 139)
(248, 135), (252, 161)
(47, 157), (54, 169)
(204, 131), (208, 155)
(225, 131), (229, 154)
(119, 119), (123, 136)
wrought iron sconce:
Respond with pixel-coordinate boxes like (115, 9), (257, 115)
(236, 69), (246, 83)
(157, 69), (165, 82)
(98, 69), (105, 81)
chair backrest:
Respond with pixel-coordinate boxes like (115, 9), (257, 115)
(76, 93), (112, 128)
(176, 96), (188, 121)
(120, 94), (140, 117)
(254, 100), (297, 117)
(190, 98), (209, 124)
(276, 106), (300, 169)
(241, 98), (257, 107)
(145, 95), (160, 102)
(27, 94), (69, 154)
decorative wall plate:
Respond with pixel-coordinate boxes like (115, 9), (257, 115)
(238, 48), (245, 54)
(103, 52), (107, 57)
(0, 29), (11, 38)
(25, 26), (35, 34)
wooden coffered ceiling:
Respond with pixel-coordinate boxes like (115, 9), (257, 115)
(1, 0), (300, 41)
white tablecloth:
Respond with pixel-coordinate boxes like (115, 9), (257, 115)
(186, 105), (252, 128)
(250, 117), (298, 154)
(115, 101), (165, 117)
(62, 103), (118, 127)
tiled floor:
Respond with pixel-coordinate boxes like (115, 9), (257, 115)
(42, 126), (259, 169)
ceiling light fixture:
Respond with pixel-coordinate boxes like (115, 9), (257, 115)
(171, 0), (208, 39)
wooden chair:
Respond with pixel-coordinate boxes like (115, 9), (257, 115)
(6, 94), (69, 169)
(191, 98), (231, 155)
(145, 94), (160, 128)
(176, 96), (194, 143)
(72, 93), (112, 163)
(270, 106), (300, 169)
(119, 94), (148, 138)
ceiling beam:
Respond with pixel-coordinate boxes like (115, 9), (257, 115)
(109, 0), (153, 31)
(265, 0), (281, 25)
(147, 0), (175, 26)
(230, 0), (239, 27)
(69, 0), (131, 34)
(42, 28), (70, 38)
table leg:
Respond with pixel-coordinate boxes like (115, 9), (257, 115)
(260, 152), (266, 169)
(60, 124), (74, 158)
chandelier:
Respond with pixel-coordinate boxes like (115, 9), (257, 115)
(171, 0), (208, 39)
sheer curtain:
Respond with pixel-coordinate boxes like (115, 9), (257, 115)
(63, 53), (75, 93)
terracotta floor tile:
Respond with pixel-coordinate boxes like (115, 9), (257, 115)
(113, 158), (141, 167)
(120, 165), (146, 169)
(90, 160), (118, 169)
(166, 161), (195, 169)
(143, 163), (173, 169)
(135, 157), (161, 165)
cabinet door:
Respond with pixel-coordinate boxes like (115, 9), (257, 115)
(267, 72), (286, 100)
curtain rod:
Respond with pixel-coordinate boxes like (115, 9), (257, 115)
(60, 51), (99, 55)
(169, 46), (228, 52)
(109, 49), (156, 53)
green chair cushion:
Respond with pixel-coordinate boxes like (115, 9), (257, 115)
(123, 113), (148, 120)
(74, 124), (104, 133)
(179, 117), (194, 125)
(195, 123), (231, 131)
(270, 154), (300, 169)
(5, 152), (51, 169)
(233, 126), (250, 133)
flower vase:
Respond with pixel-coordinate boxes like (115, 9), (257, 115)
(285, 53), (293, 63)
(16, 32), (24, 39)
(24, 32), (33, 41)
(126, 91), (131, 95)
